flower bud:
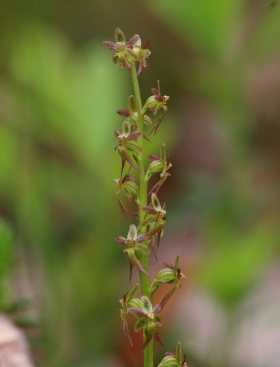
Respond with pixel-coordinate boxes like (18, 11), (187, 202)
(123, 180), (139, 197)
(157, 356), (178, 367)
(150, 268), (177, 294)
(144, 95), (159, 110)
(146, 160), (164, 180)
(155, 268), (177, 284)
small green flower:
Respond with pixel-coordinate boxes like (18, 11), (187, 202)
(127, 296), (164, 348)
(142, 81), (170, 134)
(116, 224), (151, 280)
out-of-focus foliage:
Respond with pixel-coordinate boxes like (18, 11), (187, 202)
(0, 220), (14, 308)
(151, 0), (244, 57)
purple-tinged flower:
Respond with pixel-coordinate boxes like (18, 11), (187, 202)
(127, 295), (163, 348)
(119, 283), (139, 346)
(115, 120), (143, 175)
(146, 144), (172, 194)
(115, 129), (143, 143)
(140, 193), (167, 249)
(142, 81), (170, 134)
(114, 174), (139, 197)
(133, 39), (152, 75)
(116, 224), (151, 280)
(103, 28), (151, 73)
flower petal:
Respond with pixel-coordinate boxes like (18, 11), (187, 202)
(103, 41), (117, 50)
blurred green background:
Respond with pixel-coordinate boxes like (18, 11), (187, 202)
(1, 0), (280, 366)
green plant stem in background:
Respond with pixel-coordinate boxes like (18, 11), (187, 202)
(131, 60), (154, 367)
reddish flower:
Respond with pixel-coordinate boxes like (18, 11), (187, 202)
(103, 28), (151, 74)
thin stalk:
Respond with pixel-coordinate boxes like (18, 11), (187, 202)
(131, 61), (154, 367)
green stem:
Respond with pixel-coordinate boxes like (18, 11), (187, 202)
(131, 61), (154, 367)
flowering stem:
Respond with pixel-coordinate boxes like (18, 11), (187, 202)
(104, 29), (186, 367)
(131, 61), (154, 367)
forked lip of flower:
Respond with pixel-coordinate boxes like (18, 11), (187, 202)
(179, 271), (186, 279)
(151, 86), (170, 104)
(163, 95), (170, 103)
(113, 178), (121, 185)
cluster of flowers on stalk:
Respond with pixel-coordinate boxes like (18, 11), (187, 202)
(104, 28), (188, 367)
